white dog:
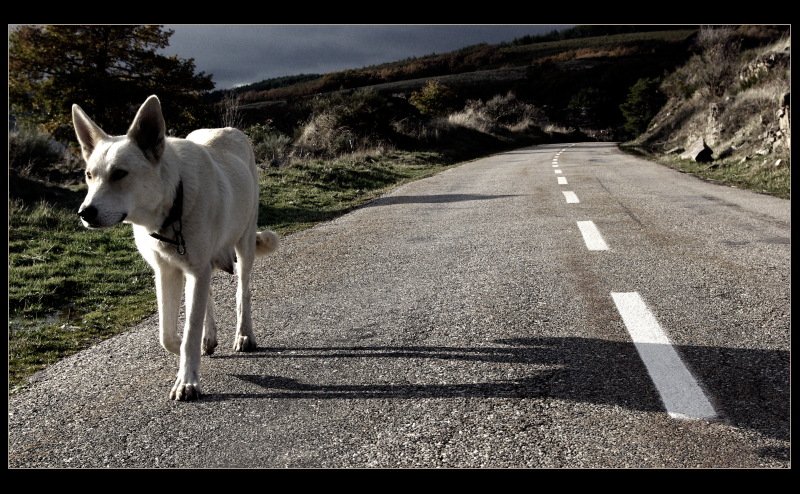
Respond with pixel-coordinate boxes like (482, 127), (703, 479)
(73, 95), (279, 401)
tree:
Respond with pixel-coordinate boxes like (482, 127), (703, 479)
(619, 77), (666, 137)
(9, 25), (216, 141)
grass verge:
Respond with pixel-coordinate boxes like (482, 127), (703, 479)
(620, 146), (790, 200)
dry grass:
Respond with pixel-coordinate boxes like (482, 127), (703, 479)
(447, 108), (496, 134)
(542, 45), (638, 63)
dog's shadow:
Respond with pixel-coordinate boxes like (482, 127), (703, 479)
(207, 336), (789, 443)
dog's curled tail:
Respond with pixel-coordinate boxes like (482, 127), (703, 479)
(255, 231), (280, 257)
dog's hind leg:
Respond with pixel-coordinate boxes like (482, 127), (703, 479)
(202, 289), (218, 355)
(171, 265), (212, 401)
(232, 237), (257, 352)
(154, 261), (183, 356)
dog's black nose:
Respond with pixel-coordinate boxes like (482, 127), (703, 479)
(78, 205), (97, 223)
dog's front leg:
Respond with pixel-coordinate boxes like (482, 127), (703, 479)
(155, 262), (183, 356)
(170, 266), (211, 401)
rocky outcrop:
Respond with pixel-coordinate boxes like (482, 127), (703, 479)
(739, 50), (790, 86)
(635, 34), (790, 166)
(777, 92), (790, 150)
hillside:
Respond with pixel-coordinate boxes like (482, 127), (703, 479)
(634, 27), (790, 170)
(230, 27), (699, 139)
(226, 26), (790, 169)
(209, 25), (792, 203)
(227, 27), (697, 101)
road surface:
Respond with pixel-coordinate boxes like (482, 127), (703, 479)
(8, 142), (790, 468)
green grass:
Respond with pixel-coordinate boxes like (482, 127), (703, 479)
(8, 150), (459, 391)
(9, 198), (158, 391)
(259, 151), (452, 234)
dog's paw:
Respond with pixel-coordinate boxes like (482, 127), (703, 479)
(233, 335), (257, 352)
(202, 336), (218, 355)
(170, 379), (202, 401)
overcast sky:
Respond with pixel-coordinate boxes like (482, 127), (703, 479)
(161, 25), (573, 90)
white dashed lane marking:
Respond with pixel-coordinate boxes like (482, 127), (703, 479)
(576, 220), (608, 250)
(557, 151), (713, 420)
(557, 176), (568, 185)
(611, 292), (717, 420)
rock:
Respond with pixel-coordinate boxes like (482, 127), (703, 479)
(778, 93), (790, 149)
(680, 138), (713, 162)
(665, 146), (684, 154)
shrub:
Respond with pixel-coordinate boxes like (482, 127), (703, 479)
(294, 89), (393, 157)
(409, 80), (458, 117)
(220, 91), (244, 129)
(660, 63), (699, 99)
(245, 122), (292, 166)
(695, 25), (742, 98)
(661, 26), (743, 100)
(447, 92), (544, 134)
(447, 102), (497, 134)
(9, 126), (68, 177)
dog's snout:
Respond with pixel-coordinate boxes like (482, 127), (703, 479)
(78, 205), (98, 223)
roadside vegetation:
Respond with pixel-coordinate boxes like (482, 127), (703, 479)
(625, 26), (790, 198)
(644, 152), (790, 199)
(9, 24), (790, 390)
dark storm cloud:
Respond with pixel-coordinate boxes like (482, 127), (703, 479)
(162, 25), (570, 90)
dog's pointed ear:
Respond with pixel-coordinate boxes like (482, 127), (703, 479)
(127, 95), (166, 163)
(72, 104), (109, 163)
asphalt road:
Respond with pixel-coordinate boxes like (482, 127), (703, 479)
(8, 142), (790, 468)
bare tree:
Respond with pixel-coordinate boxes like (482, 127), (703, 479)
(220, 91), (244, 129)
(696, 25), (742, 98)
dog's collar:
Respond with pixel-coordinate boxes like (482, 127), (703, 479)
(150, 180), (186, 255)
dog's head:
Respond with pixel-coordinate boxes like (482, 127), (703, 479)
(73, 95), (167, 229)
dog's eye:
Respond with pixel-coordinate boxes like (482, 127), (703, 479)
(85, 171), (93, 181)
(110, 169), (128, 182)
